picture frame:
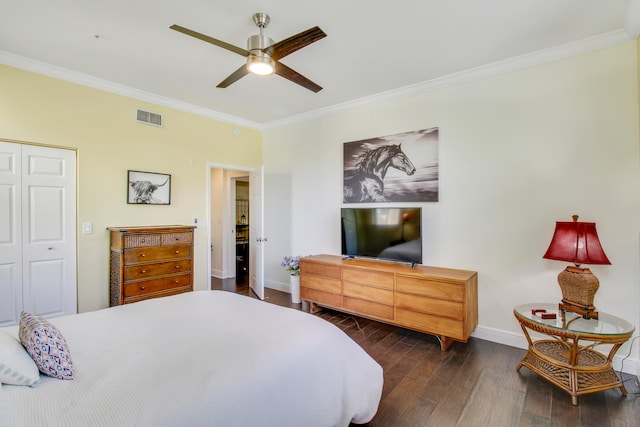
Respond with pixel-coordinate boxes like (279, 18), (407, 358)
(127, 170), (171, 205)
(343, 127), (439, 203)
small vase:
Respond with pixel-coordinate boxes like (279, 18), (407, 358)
(290, 274), (301, 304)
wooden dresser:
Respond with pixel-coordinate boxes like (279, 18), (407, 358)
(300, 254), (478, 351)
(109, 225), (195, 306)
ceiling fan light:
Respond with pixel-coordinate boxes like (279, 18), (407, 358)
(247, 54), (274, 75)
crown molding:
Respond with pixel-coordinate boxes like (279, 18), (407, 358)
(264, 29), (633, 129)
(1, 27), (633, 131)
(0, 50), (263, 130)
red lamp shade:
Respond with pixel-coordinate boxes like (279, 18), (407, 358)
(543, 216), (611, 266)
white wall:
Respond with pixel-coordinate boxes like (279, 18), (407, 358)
(263, 42), (640, 371)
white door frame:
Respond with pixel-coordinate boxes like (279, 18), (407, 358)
(206, 163), (263, 290)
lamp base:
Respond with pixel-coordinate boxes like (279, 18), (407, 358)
(557, 266), (599, 320)
(559, 299), (598, 320)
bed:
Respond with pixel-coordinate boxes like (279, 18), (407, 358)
(0, 291), (383, 426)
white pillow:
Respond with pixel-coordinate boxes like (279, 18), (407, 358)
(0, 329), (39, 386)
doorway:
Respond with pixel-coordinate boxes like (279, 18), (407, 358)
(234, 179), (249, 285)
(207, 163), (264, 299)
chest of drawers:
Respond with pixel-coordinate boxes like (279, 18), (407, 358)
(109, 225), (195, 306)
(301, 254), (478, 351)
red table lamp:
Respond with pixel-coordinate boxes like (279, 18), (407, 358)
(543, 215), (611, 319)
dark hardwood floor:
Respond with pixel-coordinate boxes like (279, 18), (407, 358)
(211, 278), (640, 426)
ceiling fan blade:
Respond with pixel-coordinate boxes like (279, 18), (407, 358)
(217, 65), (250, 88)
(265, 26), (326, 61)
(170, 24), (249, 57)
(274, 62), (322, 93)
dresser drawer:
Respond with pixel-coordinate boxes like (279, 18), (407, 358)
(301, 261), (341, 279)
(300, 274), (341, 294)
(124, 245), (192, 264)
(301, 287), (342, 308)
(343, 281), (393, 305)
(124, 233), (161, 248)
(123, 287), (191, 304)
(161, 232), (193, 245)
(396, 275), (463, 301)
(124, 259), (192, 281)
(124, 273), (192, 298)
(396, 292), (463, 319)
(396, 308), (464, 340)
(343, 268), (394, 289)
(343, 296), (393, 321)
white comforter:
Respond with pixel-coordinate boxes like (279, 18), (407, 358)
(1, 291), (382, 427)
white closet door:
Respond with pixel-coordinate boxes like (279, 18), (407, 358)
(0, 142), (22, 326)
(21, 144), (77, 318)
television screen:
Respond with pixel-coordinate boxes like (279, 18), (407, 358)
(341, 207), (422, 264)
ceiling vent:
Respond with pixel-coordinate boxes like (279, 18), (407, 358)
(136, 109), (163, 127)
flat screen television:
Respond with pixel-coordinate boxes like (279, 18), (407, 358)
(341, 207), (422, 265)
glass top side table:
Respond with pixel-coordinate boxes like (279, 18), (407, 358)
(514, 303), (634, 405)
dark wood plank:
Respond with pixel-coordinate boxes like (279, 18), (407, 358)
(521, 372), (553, 425)
(550, 385), (582, 427)
(578, 392), (611, 427)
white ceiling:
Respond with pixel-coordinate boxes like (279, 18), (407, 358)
(1, 1), (639, 127)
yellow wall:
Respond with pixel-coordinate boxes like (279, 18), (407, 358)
(637, 34), (640, 379)
(0, 64), (262, 313)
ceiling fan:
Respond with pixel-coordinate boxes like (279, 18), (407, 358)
(170, 13), (327, 92)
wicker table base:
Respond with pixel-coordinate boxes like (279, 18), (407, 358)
(517, 340), (625, 405)
(514, 304), (634, 406)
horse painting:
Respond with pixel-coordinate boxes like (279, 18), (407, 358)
(343, 144), (416, 203)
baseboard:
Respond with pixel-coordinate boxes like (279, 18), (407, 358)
(264, 279), (289, 293)
(472, 325), (638, 375)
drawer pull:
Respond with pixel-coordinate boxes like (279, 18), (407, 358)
(140, 253), (146, 257)
(140, 286), (145, 290)
(175, 280), (180, 284)
(175, 265), (181, 269)
(175, 250), (180, 254)
(141, 270), (146, 274)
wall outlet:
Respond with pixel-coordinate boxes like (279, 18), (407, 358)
(82, 222), (93, 234)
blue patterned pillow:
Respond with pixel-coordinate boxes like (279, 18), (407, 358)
(19, 312), (75, 380)
(0, 329), (39, 386)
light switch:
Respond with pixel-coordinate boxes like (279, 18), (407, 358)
(82, 222), (93, 234)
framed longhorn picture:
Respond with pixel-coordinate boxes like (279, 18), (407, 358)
(127, 170), (171, 205)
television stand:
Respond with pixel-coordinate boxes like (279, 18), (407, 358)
(300, 254), (478, 351)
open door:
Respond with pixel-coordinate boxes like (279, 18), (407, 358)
(249, 166), (264, 299)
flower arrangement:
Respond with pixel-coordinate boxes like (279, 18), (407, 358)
(281, 255), (303, 276)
